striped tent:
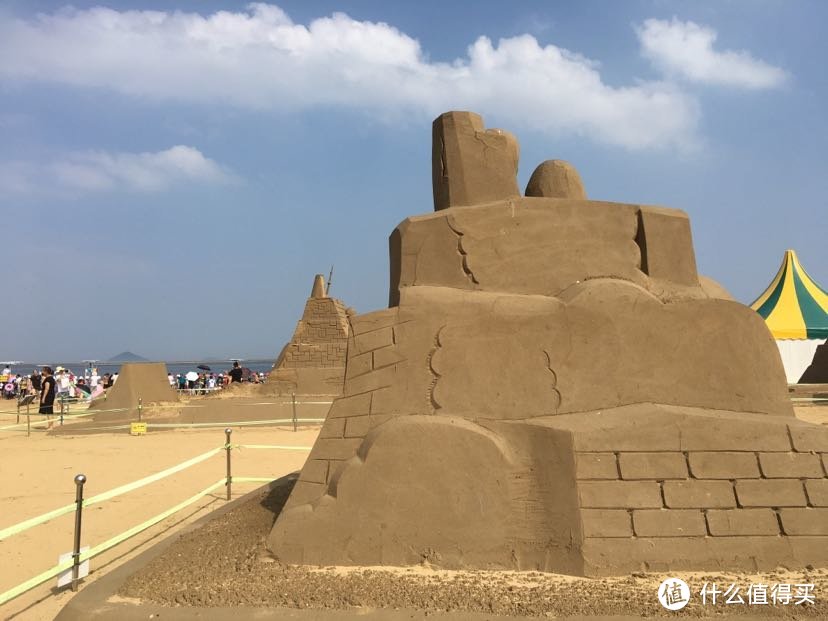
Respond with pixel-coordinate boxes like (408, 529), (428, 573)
(750, 249), (828, 382)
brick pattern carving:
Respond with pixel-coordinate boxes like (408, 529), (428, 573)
(277, 298), (349, 369)
(576, 438), (828, 541)
(288, 308), (402, 505)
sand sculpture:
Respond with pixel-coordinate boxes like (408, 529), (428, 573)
(268, 111), (828, 576)
(89, 362), (178, 413)
(265, 274), (351, 396)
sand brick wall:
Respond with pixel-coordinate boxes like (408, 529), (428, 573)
(575, 436), (828, 543)
(287, 308), (402, 506)
(286, 306), (828, 569)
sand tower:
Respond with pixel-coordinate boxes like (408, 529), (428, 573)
(265, 274), (351, 396)
(268, 111), (828, 576)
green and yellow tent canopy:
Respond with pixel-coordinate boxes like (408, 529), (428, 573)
(751, 250), (828, 339)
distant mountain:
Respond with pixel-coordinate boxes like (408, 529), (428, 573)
(107, 351), (149, 362)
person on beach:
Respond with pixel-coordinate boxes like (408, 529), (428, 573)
(29, 370), (41, 394)
(229, 361), (243, 383)
(39, 366), (56, 426)
(55, 367), (71, 401)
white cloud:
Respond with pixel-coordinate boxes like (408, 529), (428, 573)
(0, 4), (699, 150)
(636, 18), (788, 89)
(0, 146), (235, 196)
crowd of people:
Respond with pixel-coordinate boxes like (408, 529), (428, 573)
(2, 361), (269, 404)
(1, 365), (114, 402)
(1, 360), (270, 431)
(169, 362), (269, 392)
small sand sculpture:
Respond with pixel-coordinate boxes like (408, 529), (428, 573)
(268, 111), (828, 576)
(264, 274), (351, 396)
(89, 362), (178, 412)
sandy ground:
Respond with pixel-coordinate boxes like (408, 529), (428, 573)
(0, 423), (320, 621)
(1, 403), (825, 620)
(120, 479), (828, 618)
(794, 403), (828, 425)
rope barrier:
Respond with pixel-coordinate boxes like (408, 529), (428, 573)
(79, 479), (226, 562)
(47, 418), (326, 433)
(0, 479), (226, 607)
(1, 414), (327, 434)
(0, 557), (75, 607)
(238, 444), (313, 450)
(0, 447), (223, 541)
(0, 409), (124, 432)
(1, 398), (332, 418)
(0, 434), (308, 607)
(237, 401), (334, 406)
(146, 418), (325, 428)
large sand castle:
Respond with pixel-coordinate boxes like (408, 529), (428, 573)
(268, 111), (828, 576)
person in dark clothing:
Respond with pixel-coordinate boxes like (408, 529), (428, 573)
(39, 366), (55, 416)
(229, 361), (243, 383)
(30, 370), (42, 393)
(75, 378), (91, 396)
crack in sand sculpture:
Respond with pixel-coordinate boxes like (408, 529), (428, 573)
(268, 111), (828, 576)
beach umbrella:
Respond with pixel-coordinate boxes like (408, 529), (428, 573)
(185, 371), (199, 382)
(197, 364), (211, 371)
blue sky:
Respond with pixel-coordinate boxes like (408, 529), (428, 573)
(2, 0), (826, 362)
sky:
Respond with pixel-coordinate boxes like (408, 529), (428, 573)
(1, 0), (826, 362)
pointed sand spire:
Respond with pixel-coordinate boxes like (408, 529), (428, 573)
(310, 274), (327, 299)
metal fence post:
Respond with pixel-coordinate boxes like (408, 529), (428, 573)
(224, 428), (232, 500)
(292, 392), (297, 432)
(72, 474), (86, 592)
(137, 397), (143, 422)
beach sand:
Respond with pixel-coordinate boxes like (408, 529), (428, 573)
(0, 424), (319, 621)
(116, 475), (828, 618)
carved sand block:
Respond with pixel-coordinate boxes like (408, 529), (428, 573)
(432, 111), (520, 210)
(525, 159), (587, 199)
(269, 112), (828, 576)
